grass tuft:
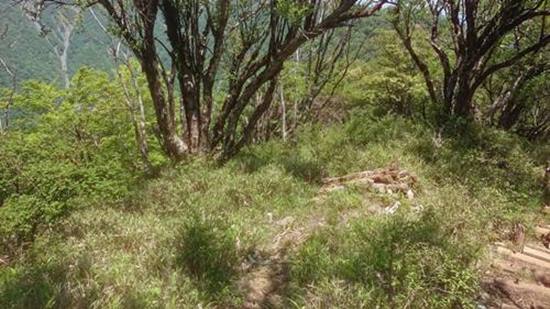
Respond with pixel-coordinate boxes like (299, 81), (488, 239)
(176, 212), (239, 297)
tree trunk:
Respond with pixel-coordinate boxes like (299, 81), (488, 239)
(544, 162), (550, 207)
(220, 79), (279, 161)
(279, 84), (287, 142)
(498, 103), (523, 130)
(139, 57), (187, 161)
(179, 73), (203, 154)
(451, 81), (474, 118)
(119, 63), (154, 174)
(0, 56), (15, 133)
(135, 93), (153, 173)
(489, 65), (545, 128)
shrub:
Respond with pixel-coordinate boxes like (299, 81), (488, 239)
(0, 68), (161, 250)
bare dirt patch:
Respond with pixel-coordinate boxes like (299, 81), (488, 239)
(240, 166), (417, 308)
(482, 225), (550, 308)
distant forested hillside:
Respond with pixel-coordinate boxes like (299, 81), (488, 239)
(0, 3), (388, 89)
(0, 3), (113, 87)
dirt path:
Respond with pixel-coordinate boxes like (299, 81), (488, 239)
(241, 215), (326, 308)
(481, 226), (550, 308)
(239, 166), (550, 309)
(240, 166), (417, 308)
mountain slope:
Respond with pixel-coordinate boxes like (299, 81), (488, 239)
(0, 3), (113, 87)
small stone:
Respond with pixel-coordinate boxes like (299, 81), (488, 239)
(372, 183), (386, 193)
(384, 201), (400, 215)
(406, 189), (414, 200)
(412, 204), (424, 213)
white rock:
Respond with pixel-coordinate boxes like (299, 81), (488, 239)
(406, 189), (415, 200)
(385, 201), (400, 215)
(372, 183), (386, 193)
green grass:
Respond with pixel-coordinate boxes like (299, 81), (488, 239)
(289, 212), (480, 308)
(1, 114), (547, 308)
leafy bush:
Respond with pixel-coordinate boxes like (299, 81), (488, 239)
(410, 121), (541, 202)
(0, 68), (164, 251)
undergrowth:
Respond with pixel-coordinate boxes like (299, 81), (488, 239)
(1, 114), (547, 308)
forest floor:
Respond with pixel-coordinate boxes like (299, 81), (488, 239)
(1, 117), (548, 308)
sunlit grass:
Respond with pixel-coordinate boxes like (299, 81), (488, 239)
(1, 115), (547, 308)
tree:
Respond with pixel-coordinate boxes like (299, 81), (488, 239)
(256, 24), (365, 141)
(89, 6), (154, 174)
(391, 0), (550, 120)
(485, 60), (548, 130)
(297, 25), (358, 121)
(492, 61), (550, 139)
(23, 0), (387, 161)
(350, 28), (432, 119)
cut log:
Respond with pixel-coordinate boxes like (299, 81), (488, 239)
(527, 244), (550, 255)
(492, 257), (533, 276)
(496, 246), (550, 270)
(535, 227), (550, 238)
(486, 241), (550, 307)
(523, 246), (550, 264)
(492, 278), (550, 308)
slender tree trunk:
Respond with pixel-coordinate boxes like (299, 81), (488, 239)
(134, 91), (152, 173)
(488, 65), (545, 126)
(0, 56), (15, 133)
(90, 7), (154, 173)
(59, 49), (70, 88)
(20, 5), (75, 88)
(220, 79), (279, 161)
(498, 103), (523, 130)
(544, 162), (550, 206)
(139, 56), (187, 161)
(279, 84), (287, 142)
(119, 64), (154, 174)
(179, 73), (202, 154)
